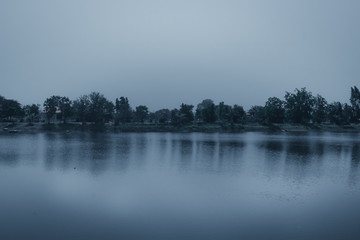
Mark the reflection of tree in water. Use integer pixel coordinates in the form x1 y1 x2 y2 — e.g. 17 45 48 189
114 134 132 171
262 140 284 153
43 132 112 175
157 137 168 163
44 133 57 170
58 133 74 170
0 145 19 167
0 135 41 167
88 133 112 175
313 141 325 157
196 140 216 171
169 138 193 170
218 141 245 173
283 140 312 181
133 134 147 169
285 140 311 164
349 143 360 186
179 139 193 169
260 140 284 176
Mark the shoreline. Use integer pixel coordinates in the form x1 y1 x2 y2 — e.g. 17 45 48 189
1 122 360 134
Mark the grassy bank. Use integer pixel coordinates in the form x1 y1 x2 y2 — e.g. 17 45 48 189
1 122 360 134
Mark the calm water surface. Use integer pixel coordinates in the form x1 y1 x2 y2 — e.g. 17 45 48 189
1 132 360 240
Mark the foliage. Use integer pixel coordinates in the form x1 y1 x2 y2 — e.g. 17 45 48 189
312 94 328 124
216 102 232 123
284 88 314 123
3 86 360 127
196 99 216 123
179 104 194 124
43 96 60 124
343 103 353 125
73 95 90 123
247 106 266 124
134 105 149 123
327 102 344 125
154 109 171 124
230 105 246 124
170 109 181 126
265 97 285 123
88 92 114 124
23 104 40 122
350 86 360 123
58 97 72 123
115 97 132 124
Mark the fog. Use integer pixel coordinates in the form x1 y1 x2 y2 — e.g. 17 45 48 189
1 0 359 110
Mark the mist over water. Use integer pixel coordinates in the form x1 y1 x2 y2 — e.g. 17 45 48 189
1 132 360 239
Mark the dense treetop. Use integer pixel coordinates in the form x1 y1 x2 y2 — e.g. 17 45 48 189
1 87 360 126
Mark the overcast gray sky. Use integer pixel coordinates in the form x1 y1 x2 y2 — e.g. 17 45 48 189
1 0 359 110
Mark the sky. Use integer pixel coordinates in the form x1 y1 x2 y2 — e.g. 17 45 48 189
1 0 360 111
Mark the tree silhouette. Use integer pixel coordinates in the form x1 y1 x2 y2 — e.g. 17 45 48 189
285 88 314 123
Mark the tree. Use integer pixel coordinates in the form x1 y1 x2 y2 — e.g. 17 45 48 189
179 104 194 124
43 96 60 124
104 100 115 123
195 99 216 123
327 102 344 125
115 97 132 124
230 105 246 123
343 103 353 125
350 86 360 123
265 97 285 123
171 109 181 126
216 102 232 123
154 109 171 124
247 106 266 124
134 105 148 123
88 92 114 125
58 97 72 123
23 104 40 122
312 94 328 124
171 104 194 125
0 95 5 118
284 88 314 123
1 99 23 121
73 95 90 124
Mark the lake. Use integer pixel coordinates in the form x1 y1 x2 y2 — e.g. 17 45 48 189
1 132 360 240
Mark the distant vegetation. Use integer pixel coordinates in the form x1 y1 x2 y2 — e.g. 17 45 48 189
1 86 360 126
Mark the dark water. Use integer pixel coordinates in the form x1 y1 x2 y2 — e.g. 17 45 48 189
1 132 360 240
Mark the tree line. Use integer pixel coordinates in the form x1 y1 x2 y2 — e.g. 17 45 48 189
1 86 360 126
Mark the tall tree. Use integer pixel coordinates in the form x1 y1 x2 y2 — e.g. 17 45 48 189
88 92 114 125
312 94 328 124
216 102 232 123
23 104 40 122
196 99 216 123
115 97 132 124
73 95 90 124
0 95 5 117
154 109 171 124
58 97 72 123
134 105 149 123
284 88 314 123
350 86 360 123
1 99 23 121
231 105 246 124
327 102 344 125
247 106 266 124
43 96 60 124
171 109 181 126
265 97 285 123
343 103 353 125
179 104 194 124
